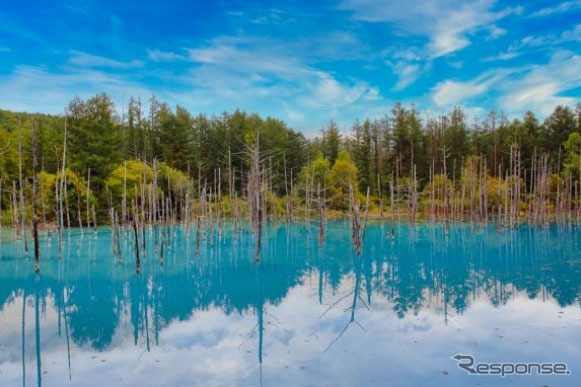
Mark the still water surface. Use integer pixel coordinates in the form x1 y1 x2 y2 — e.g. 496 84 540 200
0 221 580 386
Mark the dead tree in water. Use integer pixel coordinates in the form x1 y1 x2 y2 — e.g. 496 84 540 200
317 182 325 245
389 175 395 240
132 200 141 273
377 173 383 218
441 145 451 236
76 183 83 230
248 133 263 261
0 142 8 231
122 160 127 226
18 136 28 253
57 114 67 259
497 164 502 233
195 183 206 255
284 153 292 222
86 168 91 229
108 195 120 262
349 184 370 255
409 164 418 226
32 123 40 273
63 169 70 229
430 162 435 222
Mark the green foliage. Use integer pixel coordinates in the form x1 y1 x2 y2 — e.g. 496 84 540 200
563 132 581 177
544 106 577 163
106 160 153 204
159 104 194 171
322 120 341 164
67 94 122 189
158 162 190 195
328 150 358 210
391 103 424 176
2 94 581 224
299 154 330 189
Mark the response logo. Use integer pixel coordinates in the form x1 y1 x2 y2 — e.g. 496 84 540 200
452 354 571 377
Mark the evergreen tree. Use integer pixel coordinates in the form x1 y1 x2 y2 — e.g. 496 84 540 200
544 106 577 163
159 104 194 171
322 120 341 165
68 93 121 189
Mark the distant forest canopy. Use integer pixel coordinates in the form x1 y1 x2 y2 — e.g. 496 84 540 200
0 92 580 222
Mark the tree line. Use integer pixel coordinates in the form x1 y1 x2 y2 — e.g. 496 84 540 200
0 93 580 227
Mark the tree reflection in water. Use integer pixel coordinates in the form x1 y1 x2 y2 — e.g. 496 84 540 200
0 221 580 385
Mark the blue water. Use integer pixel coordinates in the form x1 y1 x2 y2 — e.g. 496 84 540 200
0 221 580 386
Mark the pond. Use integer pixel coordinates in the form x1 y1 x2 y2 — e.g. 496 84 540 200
0 221 580 386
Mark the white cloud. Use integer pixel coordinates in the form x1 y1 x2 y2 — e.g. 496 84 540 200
432 50 581 116
308 72 369 107
482 51 519 62
483 24 581 63
529 1 581 18
364 87 380 101
340 0 521 57
186 36 309 80
182 35 382 116
487 25 506 39
448 61 464 69
561 23 581 40
69 51 144 69
389 61 421 90
498 50 581 116
147 48 186 62
0 33 387 132
0 65 153 113
431 70 511 106
511 24 581 51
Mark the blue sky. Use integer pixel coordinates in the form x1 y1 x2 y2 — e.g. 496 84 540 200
0 0 580 133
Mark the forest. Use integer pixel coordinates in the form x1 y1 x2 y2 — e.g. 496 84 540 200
1 93 580 231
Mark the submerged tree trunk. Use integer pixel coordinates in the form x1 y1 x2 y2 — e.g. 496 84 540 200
32 123 40 273
390 176 395 240
132 200 141 273
317 182 325 245
18 137 28 254
86 168 91 229
58 114 67 259
248 133 263 261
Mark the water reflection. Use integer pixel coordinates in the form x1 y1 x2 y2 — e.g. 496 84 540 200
0 222 580 386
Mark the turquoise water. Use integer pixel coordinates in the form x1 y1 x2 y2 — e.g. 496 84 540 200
0 221 580 386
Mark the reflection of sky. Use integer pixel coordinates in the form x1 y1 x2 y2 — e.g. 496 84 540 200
1 282 580 387
1 222 581 386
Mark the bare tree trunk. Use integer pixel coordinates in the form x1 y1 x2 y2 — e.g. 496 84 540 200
132 200 141 273
58 114 67 258
32 123 40 272
92 204 97 233
123 160 127 226
349 184 370 254
497 164 502 233
248 133 262 261
76 184 83 230
430 163 435 222
441 146 450 236
86 168 91 229
390 175 395 240
40 176 46 225
12 181 19 231
460 157 465 221
317 182 325 245
64 171 70 230
18 137 28 254
377 173 383 218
